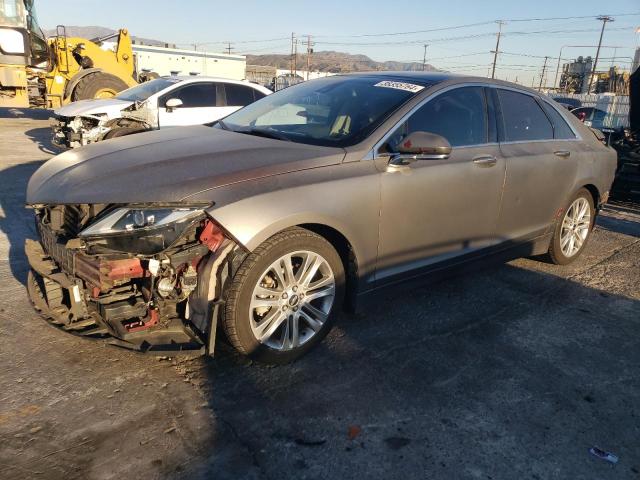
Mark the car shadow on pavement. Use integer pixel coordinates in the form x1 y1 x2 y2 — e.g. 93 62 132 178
175 248 640 480
0 107 51 120
0 161 45 285
25 127 60 156
597 211 640 238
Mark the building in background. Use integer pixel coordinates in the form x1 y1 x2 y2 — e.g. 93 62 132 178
559 56 593 93
559 56 629 94
132 45 246 79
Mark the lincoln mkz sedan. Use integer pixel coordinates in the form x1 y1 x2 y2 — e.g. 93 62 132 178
25 72 617 363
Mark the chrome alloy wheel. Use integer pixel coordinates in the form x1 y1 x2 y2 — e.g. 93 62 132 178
249 251 336 351
560 197 591 258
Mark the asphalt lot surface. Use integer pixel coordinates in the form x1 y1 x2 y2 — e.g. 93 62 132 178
0 107 639 480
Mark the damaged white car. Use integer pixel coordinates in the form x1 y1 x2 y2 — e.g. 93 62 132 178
52 76 272 148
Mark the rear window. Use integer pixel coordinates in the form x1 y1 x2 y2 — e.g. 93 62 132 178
497 89 553 142
540 102 576 139
225 84 257 107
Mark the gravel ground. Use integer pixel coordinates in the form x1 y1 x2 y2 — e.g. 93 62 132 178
0 107 638 480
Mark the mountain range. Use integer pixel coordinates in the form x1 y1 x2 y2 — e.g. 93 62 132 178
44 26 435 72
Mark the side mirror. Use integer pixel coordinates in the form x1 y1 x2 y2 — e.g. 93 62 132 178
398 132 451 160
165 98 183 112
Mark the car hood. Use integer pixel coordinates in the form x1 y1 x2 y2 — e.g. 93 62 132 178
54 98 135 118
26 126 345 204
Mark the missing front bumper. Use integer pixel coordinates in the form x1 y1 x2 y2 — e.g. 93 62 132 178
25 239 205 355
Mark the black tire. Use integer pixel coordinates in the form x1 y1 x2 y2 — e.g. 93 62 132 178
138 71 159 82
103 126 146 140
72 72 129 101
223 228 345 364
548 188 595 265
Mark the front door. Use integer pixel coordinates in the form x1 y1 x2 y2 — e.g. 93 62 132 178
157 82 219 127
376 86 506 284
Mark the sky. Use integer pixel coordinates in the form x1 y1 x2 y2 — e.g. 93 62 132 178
37 0 640 86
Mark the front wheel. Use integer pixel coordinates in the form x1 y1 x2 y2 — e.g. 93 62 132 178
223 228 345 364
548 188 595 265
103 126 146 140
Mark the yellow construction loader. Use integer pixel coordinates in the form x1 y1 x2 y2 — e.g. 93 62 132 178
0 0 137 108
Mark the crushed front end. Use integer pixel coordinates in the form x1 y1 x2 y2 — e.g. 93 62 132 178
52 114 111 148
25 203 232 354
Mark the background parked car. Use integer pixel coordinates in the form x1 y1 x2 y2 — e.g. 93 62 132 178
570 106 625 144
552 96 582 110
52 76 272 148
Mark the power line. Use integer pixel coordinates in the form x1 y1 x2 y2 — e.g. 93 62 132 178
177 11 640 49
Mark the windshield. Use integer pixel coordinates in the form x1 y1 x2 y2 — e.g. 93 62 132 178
0 0 26 27
24 0 47 65
220 76 428 147
116 77 181 102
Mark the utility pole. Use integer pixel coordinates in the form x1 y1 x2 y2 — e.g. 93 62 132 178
490 20 504 79
305 35 314 80
588 15 614 92
422 44 428 71
538 56 549 91
225 42 233 55
290 32 295 75
294 37 298 77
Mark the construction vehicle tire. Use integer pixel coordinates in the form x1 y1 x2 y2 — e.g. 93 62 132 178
72 72 129 101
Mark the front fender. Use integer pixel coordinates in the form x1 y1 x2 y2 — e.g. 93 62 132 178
189 162 381 285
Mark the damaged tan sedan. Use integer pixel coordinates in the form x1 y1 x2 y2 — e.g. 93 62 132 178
26 73 616 363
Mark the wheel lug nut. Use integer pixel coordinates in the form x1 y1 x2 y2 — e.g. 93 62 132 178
293 307 298 312
292 286 298 292
282 292 288 299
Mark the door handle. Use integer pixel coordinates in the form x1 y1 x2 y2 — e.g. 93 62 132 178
554 150 571 158
472 155 497 167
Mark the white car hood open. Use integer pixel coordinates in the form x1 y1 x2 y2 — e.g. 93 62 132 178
54 98 135 118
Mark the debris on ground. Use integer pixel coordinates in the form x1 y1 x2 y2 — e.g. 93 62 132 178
347 425 362 440
589 447 619 464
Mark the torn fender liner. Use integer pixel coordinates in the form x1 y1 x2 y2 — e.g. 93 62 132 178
187 241 237 356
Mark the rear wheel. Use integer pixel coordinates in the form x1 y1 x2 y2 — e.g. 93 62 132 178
548 188 595 265
72 72 129 101
223 228 345 364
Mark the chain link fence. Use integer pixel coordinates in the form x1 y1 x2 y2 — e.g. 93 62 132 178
551 93 629 128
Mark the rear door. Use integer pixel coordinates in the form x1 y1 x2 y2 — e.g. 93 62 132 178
157 82 219 127
494 88 579 240
216 83 266 118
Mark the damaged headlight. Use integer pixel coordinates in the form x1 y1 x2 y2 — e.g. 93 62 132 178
79 207 206 255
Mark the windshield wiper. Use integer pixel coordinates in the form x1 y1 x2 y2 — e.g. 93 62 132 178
239 127 291 142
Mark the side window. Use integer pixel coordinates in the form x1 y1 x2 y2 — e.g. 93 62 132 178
388 86 487 149
161 83 216 108
540 102 576 139
225 84 257 107
497 89 553 142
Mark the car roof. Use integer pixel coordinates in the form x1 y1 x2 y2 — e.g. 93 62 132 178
160 76 271 92
337 71 542 95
